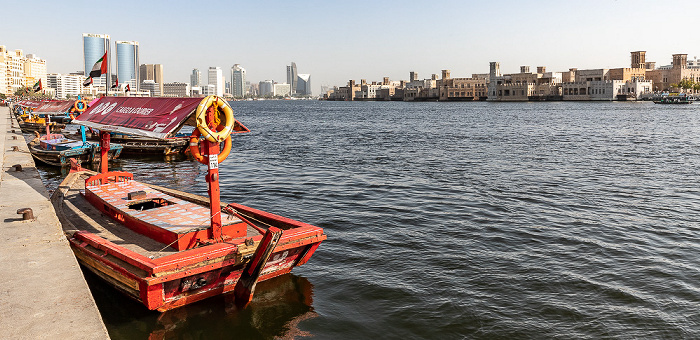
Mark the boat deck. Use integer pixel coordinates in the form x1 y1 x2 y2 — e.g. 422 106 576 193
55 171 262 259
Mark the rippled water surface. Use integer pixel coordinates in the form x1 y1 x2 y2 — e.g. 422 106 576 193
38 101 700 339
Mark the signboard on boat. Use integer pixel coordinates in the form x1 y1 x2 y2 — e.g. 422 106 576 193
72 97 202 139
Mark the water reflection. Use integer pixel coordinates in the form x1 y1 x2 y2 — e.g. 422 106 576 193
82 267 316 339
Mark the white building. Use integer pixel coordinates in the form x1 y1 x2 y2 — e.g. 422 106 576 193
273 83 291 97
208 66 224 96
202 84 217 96
47 73 83 99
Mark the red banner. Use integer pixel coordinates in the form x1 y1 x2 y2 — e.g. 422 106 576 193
72 97 202 139
34 100 75 114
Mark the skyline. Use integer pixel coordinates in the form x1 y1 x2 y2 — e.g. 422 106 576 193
4 1 700 93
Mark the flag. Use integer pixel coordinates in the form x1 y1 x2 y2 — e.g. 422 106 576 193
83 77 93 87
125 84 131 92
111 76 119 89
33 79 42 92
89 50 108 78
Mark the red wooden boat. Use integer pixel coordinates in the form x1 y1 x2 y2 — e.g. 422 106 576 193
52 96 326 311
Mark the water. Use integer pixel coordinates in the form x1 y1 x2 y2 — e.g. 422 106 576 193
37 100 700 339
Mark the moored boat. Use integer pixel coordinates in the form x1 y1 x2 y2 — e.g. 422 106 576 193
28 131 123 167
653 94 694 104
51 96 326 311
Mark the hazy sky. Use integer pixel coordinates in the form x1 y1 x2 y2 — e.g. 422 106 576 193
3 0 700 93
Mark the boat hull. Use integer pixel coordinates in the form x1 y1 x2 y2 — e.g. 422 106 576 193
52 171 326 311
28 140 122 167
19 121 65 133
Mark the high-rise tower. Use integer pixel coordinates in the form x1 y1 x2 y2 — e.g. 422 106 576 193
83 33 111 88
115 41 139 90
190 69 201 87
287 62 297 94
139 64 164 96
208 67 224 97
231 64 246 97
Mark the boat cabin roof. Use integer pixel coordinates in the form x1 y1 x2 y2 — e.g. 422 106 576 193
34 100 75 115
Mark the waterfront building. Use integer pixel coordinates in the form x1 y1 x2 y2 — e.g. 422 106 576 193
139 64 164 96
83 33 110 89
190 68 201 87
296 74 311 96
562 78 652 101
207 67 224 97
115 41 139 91
438 70 488 101
47 73 83 99
163 82 190 97
273 83 291 97
258 80 273 97
287 62 297 94
487 63 563 101
646 53 700 92
231 64 246 97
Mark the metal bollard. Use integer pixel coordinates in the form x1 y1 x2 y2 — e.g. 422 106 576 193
12 136 17 140
17 208 34 220
12 164 22 171
12 146 19 151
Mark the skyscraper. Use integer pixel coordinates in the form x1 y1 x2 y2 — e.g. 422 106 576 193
115 41 139 91
287 62 297 94
139 64 164 96
231 64 246 98
83 33 110 88
190 68 201 87
208 67 223 97
296 74 311 96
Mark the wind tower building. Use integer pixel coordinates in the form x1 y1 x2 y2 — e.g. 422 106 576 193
115 41 139 91
287 62 297 94
83 33 111 88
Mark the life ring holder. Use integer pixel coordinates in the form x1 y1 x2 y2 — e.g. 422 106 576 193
189 127 232 165
74 99 88 113
195 96 234 143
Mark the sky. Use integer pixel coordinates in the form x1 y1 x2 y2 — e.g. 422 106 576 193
3 0 700 94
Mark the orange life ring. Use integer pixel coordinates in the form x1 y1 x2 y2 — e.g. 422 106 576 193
189 128 231 165
74 99 87 112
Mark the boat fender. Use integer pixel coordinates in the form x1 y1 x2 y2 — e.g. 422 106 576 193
69 113 76 120
74 99 88 113
194 95 234 143
189 127 232 165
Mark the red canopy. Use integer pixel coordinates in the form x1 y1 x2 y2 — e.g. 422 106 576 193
72 97 236 139
34 100 75 114
14 100 43 108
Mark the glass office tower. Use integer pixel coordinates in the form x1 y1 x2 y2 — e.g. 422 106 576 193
115 41 139 90
82 33 110 89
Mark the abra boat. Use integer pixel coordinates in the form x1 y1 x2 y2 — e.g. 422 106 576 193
52 96 326 311
654 94 694 104
28 130 123 167
16 100 84 133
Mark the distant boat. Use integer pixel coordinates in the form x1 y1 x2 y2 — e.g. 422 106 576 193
654 94 694 104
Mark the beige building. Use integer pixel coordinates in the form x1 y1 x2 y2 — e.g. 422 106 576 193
487 63 563 101
646 53 700 92
23 54 47 89
139 64 164 95
438 70 488 101
163 82 190 97
0 46 27 96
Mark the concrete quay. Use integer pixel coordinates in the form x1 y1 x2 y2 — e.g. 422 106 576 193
0 106 109 339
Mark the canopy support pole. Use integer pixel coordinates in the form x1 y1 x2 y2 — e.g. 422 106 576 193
204 105 223 241
99 131 110 174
